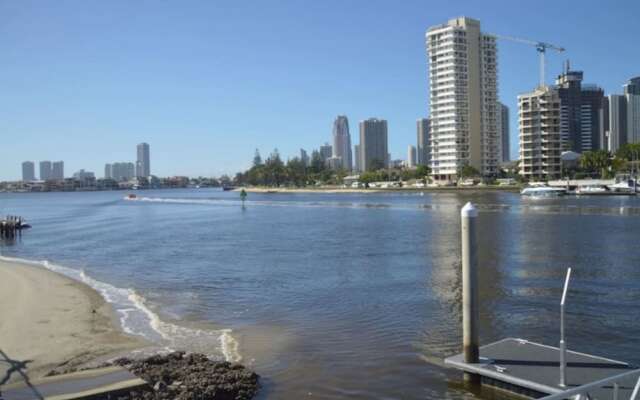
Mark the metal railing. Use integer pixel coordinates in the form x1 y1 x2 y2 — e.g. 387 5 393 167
539 369 640 400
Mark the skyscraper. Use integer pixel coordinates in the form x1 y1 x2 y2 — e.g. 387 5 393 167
407 145 417 168
497 103 510 163
555 65 606 152
136 143 151 178
608 95 628 152
105 164 113 179
39 161 52 181
354 144 361 173
22 161 35 181
332 115 352 170
319 143 332 162
51 161 64 180
519 86 562 180
624 77 640 144
416 118 430 166
359 118 388 171
426 17 499 181
624 77 640 96
627 93 640 144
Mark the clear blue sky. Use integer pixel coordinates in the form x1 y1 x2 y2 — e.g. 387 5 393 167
1 0 638 180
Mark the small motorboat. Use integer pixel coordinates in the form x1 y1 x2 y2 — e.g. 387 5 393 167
126 193 138 199
521 186 566 197
222 186 235 191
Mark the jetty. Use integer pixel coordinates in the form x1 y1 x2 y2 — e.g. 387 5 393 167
0 216 30 239
447 203 640 400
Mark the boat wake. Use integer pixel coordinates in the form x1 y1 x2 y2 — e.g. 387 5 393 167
125 195 640 217
0 254 241 363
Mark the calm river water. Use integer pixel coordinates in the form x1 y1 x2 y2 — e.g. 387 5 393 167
1 189 640 399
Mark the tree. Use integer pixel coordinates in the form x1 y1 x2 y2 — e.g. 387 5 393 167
581 150 612 178
286 157 307 187
459 165 480 179
253 149 262 167
615 143 640 174
415 165 430 178
309 150 326 174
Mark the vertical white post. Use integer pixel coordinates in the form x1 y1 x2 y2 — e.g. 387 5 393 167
461 202 479 384
560 267 572 387
630 376 640 400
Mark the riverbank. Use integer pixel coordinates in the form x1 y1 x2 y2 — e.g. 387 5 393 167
236 185 521 194
0 259 147 384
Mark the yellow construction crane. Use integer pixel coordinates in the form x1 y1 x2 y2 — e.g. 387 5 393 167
493 34 565 87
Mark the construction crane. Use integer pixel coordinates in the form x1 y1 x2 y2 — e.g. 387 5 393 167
493 34 565 87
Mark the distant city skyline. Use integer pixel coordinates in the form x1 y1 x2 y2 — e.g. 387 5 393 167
1 1 639 180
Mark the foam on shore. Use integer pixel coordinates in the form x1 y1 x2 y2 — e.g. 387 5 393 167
0 254 242 363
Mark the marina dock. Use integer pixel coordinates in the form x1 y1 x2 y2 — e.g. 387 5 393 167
446 338 640 399
448 203 640 399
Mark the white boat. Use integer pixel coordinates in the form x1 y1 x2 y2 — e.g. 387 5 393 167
576 185 609 195
521 186 566 197
608 175 638 194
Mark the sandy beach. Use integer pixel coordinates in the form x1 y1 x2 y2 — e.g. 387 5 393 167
0 259 146 385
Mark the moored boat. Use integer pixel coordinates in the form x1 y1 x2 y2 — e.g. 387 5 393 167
576 185 609 195
521 186 566 197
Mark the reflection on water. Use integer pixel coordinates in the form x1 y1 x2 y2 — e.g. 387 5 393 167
1 189 640 399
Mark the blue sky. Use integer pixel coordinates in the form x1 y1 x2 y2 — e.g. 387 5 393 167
1 0 638 180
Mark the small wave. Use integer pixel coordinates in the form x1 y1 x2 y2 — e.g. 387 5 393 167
0 254 241 363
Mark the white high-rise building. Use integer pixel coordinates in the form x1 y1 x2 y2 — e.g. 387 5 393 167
332 115 352 170
426 17 499 180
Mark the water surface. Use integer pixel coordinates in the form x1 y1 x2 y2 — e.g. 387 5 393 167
1 189 639 399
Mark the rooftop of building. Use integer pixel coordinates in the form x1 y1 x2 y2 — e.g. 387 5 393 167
426 16 480 33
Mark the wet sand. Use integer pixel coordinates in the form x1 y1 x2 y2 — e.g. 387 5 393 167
0 259 146 384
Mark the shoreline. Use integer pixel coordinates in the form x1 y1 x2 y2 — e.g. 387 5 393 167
0 258 148 384
235 186 521 194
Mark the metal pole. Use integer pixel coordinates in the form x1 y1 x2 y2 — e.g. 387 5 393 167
560 267 572 387
461 202 480 385
631 375 640 400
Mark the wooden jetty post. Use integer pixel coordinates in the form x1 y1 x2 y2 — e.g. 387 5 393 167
0 215 29 239
461 202 479 385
